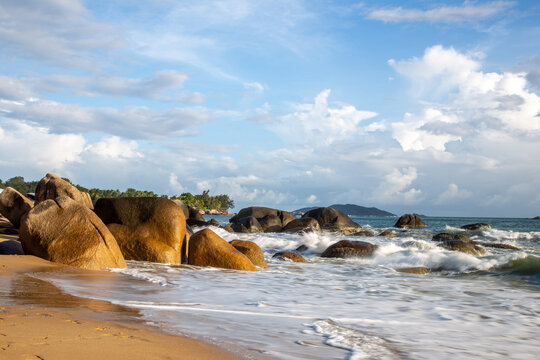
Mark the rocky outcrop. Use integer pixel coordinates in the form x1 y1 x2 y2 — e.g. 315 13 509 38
378 229 397 237
229 240 267 268
321 240 378 258
35 173 93 209
171 199 190 219
302 207 361 234
432 233 472 242
272 251 307 263
282 217 321 233
229 207 296 232
461 223 491 230
352 230 374 237
479 242 520 250
231 216 264 233
20 196 126 270
188 229 257 271
94 197 186 264
0 187 34 228
439 240 486 256
394 214 427 228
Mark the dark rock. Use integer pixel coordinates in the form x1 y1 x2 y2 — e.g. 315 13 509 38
396 267 430 274
302 207 361 234
394 214 426 228
94 197 186 264
188 207 205 222
188 229 257 271
432 233 472 242
208 218 220 227
378 229 397 237
0 187 34 228
258 214 283 232
35 173 93 209
231 216 263 233
296 244 308 252
439 240 486 256
229 240 267 268
321 240 378 258
352 230 374 237
461 223 491 230
533 216 540 220
479 242 520 250
272 251 307 263
0 227 19 235
283 217 321 233
20 196 126 270
229 207 296 229
0 240 24 255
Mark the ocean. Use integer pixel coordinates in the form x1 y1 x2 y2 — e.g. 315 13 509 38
32 216 539 359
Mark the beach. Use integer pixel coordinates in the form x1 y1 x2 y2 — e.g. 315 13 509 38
0 254 243 360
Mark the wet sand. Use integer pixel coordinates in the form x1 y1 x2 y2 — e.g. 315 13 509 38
0 253 243 360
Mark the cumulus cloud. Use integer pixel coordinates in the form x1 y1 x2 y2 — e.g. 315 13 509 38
372 167 422 204
364 1 515 24
273 89 378 147
84 136 142 160
436 184 472 204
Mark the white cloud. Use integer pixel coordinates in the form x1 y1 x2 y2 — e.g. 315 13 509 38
365 1 515 24
244 82 265 95
84 136 142 160
169 173 185 194
372 167 422 204
306 194 317 204
0 76 34 101
436 184 472 204
273 89 378 147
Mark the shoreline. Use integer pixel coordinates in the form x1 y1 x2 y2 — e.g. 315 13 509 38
0 254 244 360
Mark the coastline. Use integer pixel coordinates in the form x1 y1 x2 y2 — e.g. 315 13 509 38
0 255 244 360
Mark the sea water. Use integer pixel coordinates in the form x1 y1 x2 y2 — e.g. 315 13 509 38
33 216 540 359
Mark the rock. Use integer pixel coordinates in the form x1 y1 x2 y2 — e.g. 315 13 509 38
282 217 321 233
396 267 430 274
0 187 34 228
439 240 486 256
20 196 126 270
35 173 93 209
208 218 220 227
0 239 24 255
171 199 190 219
188 229 257 271
296 244 308 252
258 214 283 233
321 240 378 258
302 207 361 234
352 230 374 237
272 251 307 263
0 227 19 235
533 216 540 220
394 214 427 228
231 216 263 233
432 233 472 242
94 197 186 264
229 240 268 268
479 242 520 250
222 225 234 232
229 207 296 229
378 229 397 237
186 206 206 226
461 223 491 230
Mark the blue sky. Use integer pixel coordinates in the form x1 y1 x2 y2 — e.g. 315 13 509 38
1 0 539 217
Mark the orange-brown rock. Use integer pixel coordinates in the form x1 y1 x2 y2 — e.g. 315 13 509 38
229 239 267 268
396 267 430 274
188 229 257 271
394 214 427 228
19 196 126 270
223 225 234 232
94 197 186 264
35 173 93 209
0 187 34 228
272 251 307 263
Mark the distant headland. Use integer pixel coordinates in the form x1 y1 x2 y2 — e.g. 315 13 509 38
293 204 396 217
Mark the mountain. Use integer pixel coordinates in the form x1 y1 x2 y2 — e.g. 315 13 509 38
292 204 396 217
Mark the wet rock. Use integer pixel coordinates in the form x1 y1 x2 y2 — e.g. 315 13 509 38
231 216 263 233
94 197 186 264
222 225 234 232
188 229 257 271
20 196 126 270
258 214 283 233
321 240 378 258
439 240 486 256
0 240 24 255
186 206 208 226
296 244 309 252
396 267 430 274
302 207 361 234
230 207 296 229
283 217 321 233
432 233 472 242
208 218 220 227
35 173 93 209
461 223 491 230
230 240 267 268
394 214 426 228
272 251 307 263
479 242 520 250
378 229 397 237
0 187 34 228
352 230 374 237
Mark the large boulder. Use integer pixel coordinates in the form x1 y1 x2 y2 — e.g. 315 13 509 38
258 214 283 232
432 233 472 242
188 229 257 271
186 206 208 227
282 217 321 233
302 207 361 234
94 197 186 264
230 207 296 230
460 223 491 230
321 240 378 258
171 199 189 219
35 173 93 209
394 214 426 228
231 216 263 233
439 240 486 256
272 251 307 263
0 187 34 228
19 196 126 270
479 242 520 250
230 240 268 268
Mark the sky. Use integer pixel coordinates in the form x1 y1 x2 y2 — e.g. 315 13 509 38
1 0 539 217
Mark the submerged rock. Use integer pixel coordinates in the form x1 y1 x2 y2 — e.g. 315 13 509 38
479 242 520 250
432 233 472 242
230 239 268 268
188 229 257 271
321 240 378 258
396 267 430 274
296 244 309 252
439 240 486 256
302 207 361 234
378 229 397 237
394 214 426 228
461 223 491 230
20 196 126 270
352 230 374 237
0 187 34 228
35 173 93 209
272 251 307 263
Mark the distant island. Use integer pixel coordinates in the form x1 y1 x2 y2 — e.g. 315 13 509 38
293 204 396 217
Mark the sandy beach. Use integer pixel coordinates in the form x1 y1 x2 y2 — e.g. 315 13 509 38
0 254 243 360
